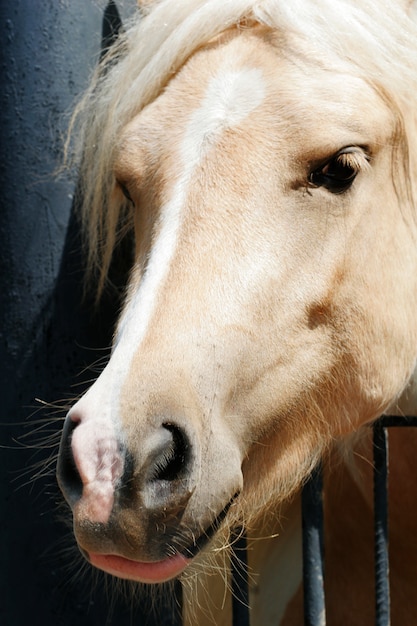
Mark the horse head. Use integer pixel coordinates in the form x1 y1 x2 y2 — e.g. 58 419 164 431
57 0 417 587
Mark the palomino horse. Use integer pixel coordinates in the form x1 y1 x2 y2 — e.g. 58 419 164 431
57 0 417 623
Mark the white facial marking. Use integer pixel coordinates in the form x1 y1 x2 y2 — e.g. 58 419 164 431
115 67 265 360
71 420 123 523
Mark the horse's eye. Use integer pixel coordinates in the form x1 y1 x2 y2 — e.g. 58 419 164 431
309 148 369 194
117 181 134 204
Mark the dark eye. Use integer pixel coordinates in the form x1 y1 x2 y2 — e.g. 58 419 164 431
117 181 134 204
309 147 369 194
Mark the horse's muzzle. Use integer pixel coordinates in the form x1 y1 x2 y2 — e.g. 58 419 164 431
56 412 199 559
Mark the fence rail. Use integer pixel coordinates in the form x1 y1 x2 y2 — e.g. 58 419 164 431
299 414 417 626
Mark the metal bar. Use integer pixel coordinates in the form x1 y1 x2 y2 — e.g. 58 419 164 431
231 530 250 626
302 464 326 626
101 0 123 59
378 415 417 427
373 422 390 626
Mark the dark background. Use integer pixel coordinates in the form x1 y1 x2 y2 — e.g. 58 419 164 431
0 1 180 624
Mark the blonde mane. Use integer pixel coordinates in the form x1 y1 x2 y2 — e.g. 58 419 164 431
68 0 417 294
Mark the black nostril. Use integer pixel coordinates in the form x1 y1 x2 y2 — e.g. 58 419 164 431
57 417 83 507
151 423 190 483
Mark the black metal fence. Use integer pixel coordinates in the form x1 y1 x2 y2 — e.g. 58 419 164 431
272 415 417 626
225 415 417 626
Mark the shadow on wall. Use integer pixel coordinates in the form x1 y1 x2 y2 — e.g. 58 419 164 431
0 2 179 624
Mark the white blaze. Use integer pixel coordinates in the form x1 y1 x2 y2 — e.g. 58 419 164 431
115 67 265 362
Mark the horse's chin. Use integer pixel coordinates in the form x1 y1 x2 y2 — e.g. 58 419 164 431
88 551 191 583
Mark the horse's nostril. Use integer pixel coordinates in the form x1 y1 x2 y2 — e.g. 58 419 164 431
57 417 83 507
151 423 190 483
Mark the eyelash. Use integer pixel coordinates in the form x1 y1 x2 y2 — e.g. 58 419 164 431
309 147 370 194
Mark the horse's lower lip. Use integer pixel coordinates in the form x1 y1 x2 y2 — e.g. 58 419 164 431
88 552 190 583
86 493 240 583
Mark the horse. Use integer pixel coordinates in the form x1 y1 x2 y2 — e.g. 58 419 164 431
57 1 417 623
